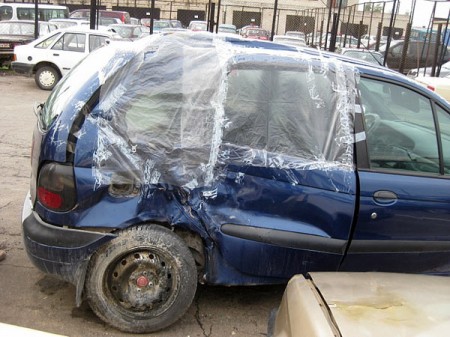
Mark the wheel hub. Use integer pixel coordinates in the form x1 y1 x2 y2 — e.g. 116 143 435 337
136 275 149 288
39 71 55 87
108 250 176 313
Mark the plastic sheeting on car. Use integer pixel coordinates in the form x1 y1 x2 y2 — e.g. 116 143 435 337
91 32 358 192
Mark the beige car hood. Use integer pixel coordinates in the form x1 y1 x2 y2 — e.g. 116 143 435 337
273 272 450 337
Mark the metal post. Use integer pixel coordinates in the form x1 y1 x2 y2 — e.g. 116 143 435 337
329 0 343 52
207 0 212 31
437 9 450 76
208 2 215 33
270 0 278 40
34 0 38 39
215 0 221 33
150 0 155 34
324 1 333 50
383 0 397 67
89 0 97 30
431 24 442 77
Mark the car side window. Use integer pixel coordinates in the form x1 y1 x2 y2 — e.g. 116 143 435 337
36 32 60 49
359 77 440 174
222 66 347 162
436 105 450 174
391 44 403 57
89 35 107 52
0 6 12 20
52 33 86 52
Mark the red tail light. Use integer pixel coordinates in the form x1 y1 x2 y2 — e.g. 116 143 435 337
38 187 63 209
37 163 76 212
427 85 435 92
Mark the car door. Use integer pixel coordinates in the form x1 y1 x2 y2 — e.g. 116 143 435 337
342 76 450 274
50 32 87 76
196 59 358 282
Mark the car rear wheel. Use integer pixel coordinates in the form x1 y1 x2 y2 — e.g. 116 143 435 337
35 66 60 91
85 225 197 333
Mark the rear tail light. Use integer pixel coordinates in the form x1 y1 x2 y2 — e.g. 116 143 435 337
37 163 76 212
427 85 435 92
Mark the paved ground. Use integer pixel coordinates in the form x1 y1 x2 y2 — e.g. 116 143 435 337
0 74 285 337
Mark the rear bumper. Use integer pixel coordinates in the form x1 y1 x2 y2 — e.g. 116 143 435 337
11 61 34 75
21 192 116 291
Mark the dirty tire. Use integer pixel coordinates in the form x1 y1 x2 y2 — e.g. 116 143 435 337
35 65 60 90
85 225 197 333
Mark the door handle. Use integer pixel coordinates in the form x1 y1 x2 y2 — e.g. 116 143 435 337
373 190 397 204
53 53 59 56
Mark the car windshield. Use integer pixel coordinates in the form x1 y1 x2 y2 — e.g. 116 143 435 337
190 22 207 30
218 26 236 34
247 29 267 36
169 20 182 28
0 21 34 35
343 50 383 65
154 21 170 29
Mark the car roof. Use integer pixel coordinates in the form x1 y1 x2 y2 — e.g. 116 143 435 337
340 47 382 54
274 35 304 40
0 20 45 24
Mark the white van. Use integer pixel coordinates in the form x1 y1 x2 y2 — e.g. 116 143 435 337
0 3 69 21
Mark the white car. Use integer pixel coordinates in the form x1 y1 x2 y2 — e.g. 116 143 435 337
407 61 450 78
12 28 118 90
273 35 306 47
414 74 450 102
269 272 450 337
49 18 90 29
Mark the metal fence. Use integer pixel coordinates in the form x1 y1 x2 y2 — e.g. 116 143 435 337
4 0 450 74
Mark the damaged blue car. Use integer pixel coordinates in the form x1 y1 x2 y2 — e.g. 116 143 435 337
22 32 450 333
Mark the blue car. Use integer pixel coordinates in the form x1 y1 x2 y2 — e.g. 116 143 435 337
22 32 450 333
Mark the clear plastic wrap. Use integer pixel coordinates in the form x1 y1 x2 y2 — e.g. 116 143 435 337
90 33 358 192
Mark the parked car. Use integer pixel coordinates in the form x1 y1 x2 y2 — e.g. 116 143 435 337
0 3 68 22
321 33 358 49
285 31 305 40
12 28 117 90
140 18 182 29
0 20 57 67
339 47 384 65
407 60 450 78
414 75 450 102
69 9 131 24
49 18 89 29
188 20 207 31
239 24 259 35
218 24 237 34
22 32 450 333
273 34 306 47
380 39 450 74
108 23 146 40
359 33 376 48
242 27 270 40
268 272 450 337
